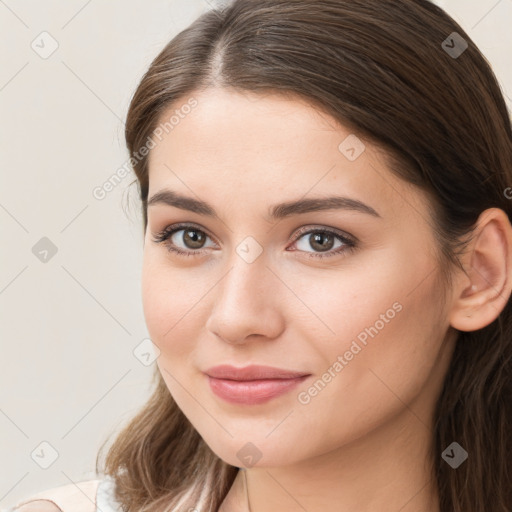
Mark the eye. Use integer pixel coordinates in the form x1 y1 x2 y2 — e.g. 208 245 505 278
151 223 357 260
288 226 357 259
151 223 216 257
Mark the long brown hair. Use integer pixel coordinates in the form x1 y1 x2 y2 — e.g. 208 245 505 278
96 1 512 510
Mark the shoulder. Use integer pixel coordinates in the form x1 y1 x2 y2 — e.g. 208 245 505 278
7 479 103 512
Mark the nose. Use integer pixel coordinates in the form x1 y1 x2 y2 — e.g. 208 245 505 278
205 253 285 345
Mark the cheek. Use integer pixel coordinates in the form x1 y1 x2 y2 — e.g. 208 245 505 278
286 257 407 355
296 249 445 405
141 258 205 411
286 277 444 457
141 254 201 358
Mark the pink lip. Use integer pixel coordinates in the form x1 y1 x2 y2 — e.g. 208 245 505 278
204 365 311 405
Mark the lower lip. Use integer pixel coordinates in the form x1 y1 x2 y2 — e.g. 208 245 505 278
207 375 310 405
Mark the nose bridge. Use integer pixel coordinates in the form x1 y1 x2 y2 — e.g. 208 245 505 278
218 229 269 296
206 243 283 342
219 246 271 311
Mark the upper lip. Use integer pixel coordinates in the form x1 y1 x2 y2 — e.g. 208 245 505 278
205 364 311 381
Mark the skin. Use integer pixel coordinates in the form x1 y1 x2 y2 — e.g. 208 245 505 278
141 87 512 512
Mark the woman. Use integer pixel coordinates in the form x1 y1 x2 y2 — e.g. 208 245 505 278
8 0 512 511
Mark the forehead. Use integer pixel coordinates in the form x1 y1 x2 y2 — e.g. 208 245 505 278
146 88 427 222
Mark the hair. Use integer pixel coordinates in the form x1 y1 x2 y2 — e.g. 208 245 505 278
95 1 512 510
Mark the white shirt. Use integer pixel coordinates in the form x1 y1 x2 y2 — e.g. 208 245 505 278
1 477 122 512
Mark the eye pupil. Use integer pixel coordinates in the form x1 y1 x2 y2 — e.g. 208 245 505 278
310 232 334 252
184 229 205 249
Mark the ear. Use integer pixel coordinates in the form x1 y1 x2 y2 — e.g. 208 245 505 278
449 208 512 332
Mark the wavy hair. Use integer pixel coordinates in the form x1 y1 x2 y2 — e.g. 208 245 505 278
96 1 512 510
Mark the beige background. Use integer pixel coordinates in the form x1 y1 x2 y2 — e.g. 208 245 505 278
1 0 511 508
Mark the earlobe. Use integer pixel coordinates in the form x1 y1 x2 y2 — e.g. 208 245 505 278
449 208 512 332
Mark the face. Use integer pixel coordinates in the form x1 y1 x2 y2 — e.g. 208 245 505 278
142 87 456 468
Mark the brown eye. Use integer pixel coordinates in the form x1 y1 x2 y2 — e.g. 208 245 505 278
290 227 357 260
152 223 216 257
180 228 207 249
305 232 335 252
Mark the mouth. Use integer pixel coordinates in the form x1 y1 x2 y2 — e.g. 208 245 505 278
204 365 311 405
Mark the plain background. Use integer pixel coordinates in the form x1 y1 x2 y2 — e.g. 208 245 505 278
1 0 511 508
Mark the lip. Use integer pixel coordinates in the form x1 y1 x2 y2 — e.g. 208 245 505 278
204 365 311 405
205 364 310 380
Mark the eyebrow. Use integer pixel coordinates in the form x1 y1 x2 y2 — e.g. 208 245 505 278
147 189 382 220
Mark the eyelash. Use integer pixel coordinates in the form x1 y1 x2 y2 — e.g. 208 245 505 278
151 222 357 260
